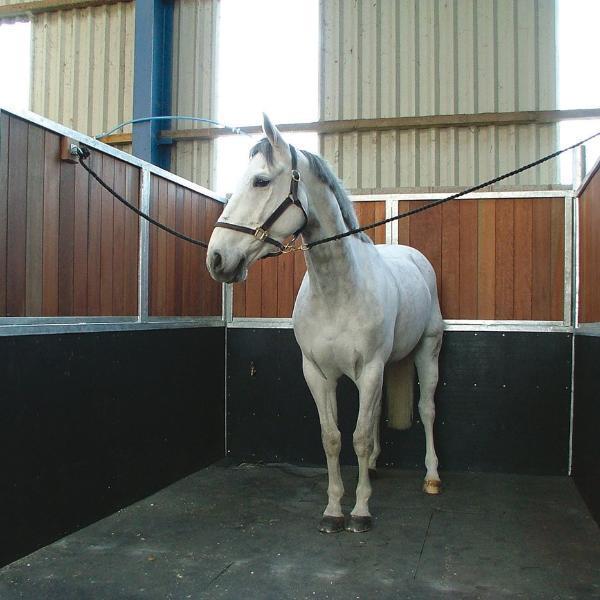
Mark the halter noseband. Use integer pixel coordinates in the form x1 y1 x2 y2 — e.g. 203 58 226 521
213 145 308 257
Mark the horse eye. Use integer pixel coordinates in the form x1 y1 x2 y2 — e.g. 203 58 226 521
253 176 270 188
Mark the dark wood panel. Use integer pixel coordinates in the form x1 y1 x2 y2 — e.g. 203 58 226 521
193 194 214 315
494 200 514 319
245 259 263 317
147 178 222 317
86 151 103 316
531 201 552 320
58 161 75 316
549 199 565 322
73 154 90 315
205 199 224 315
6 116 28 316
165 182 177 315
25 124 44 316
477 200 496 319
440 202 460 318
99 155 115 314
578 170 600 323
42 130 60 315
0 113 8 315
458 200 478 318
232 198 564 321
513 200 532 320
123 165 139 315
111 160 126 315
180 189 192 314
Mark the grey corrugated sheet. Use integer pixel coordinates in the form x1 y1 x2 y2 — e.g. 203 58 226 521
170 0 218 189
26 0 218 188
29 2 135 139
320 0 559 192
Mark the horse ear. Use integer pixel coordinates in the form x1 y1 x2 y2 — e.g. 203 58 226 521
262 113 285 150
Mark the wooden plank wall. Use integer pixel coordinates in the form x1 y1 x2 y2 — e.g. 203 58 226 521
578 167 600 323
148 175 223 316
232 197 565 321
232 201 386 318
0 113 139 317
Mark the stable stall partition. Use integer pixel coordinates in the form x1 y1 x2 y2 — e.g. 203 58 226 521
573 162 600 523
0 108 225 566
232 195 567 322
226 190 574 480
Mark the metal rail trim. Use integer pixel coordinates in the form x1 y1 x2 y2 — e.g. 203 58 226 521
0 318 225 337
229 317 571 333
0 106 224 203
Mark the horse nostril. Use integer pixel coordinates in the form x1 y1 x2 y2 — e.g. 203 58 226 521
212 251 222 272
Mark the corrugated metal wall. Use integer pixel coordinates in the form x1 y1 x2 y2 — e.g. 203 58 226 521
24 0 218 186
320 0 558 192
18 0 558 192
170 0 218 189
29 2 135 154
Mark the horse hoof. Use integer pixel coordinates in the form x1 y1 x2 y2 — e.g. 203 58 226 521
345 515 373 533
423 479 442 495
318 516 345 534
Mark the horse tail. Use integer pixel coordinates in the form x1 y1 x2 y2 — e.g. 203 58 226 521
384 355 415 430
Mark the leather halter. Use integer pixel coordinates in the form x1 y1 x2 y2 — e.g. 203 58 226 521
213 145 308 257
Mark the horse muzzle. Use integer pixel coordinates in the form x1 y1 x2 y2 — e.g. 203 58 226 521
206 247 248 283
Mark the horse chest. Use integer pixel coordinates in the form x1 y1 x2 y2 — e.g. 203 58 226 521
294 301 390 380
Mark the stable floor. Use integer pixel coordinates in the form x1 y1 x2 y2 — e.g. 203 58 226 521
1 464 599 600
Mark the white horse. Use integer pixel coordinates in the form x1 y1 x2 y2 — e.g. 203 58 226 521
207 115 443 533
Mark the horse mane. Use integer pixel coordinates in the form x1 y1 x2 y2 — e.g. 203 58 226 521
249 138 373 244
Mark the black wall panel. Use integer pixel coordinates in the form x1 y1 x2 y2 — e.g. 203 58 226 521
227 329 571 476
572 334 600 524
0 327 225 567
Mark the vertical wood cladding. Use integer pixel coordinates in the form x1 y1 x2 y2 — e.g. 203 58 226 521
232 201 386 318
233 197 564 321
0 114 139 316
0 112 224 319
398 197 564 321
148 175 223 316
578 167 600 323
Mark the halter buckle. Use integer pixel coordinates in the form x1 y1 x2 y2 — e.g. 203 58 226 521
291 169 300 182
254 227 268 241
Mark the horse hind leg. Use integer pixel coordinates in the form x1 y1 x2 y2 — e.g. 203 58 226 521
368 400 381 476
414 330 443 495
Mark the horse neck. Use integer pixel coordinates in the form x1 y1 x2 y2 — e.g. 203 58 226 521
300 183 366 298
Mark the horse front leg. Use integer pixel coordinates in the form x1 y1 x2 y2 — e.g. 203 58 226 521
302 357 345 533
347 362 384 533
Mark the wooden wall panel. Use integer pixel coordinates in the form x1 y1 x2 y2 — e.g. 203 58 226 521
233 201 388 318
232 197 565 321
148 175 222 316
579 168 600 323
6 116 28 316
406 198 564 321
0 112 8 316
0 114 139 317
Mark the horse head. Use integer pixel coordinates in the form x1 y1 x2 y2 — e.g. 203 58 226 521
206 114 308 283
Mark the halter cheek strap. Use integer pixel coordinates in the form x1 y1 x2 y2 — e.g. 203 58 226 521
213 145 308 257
